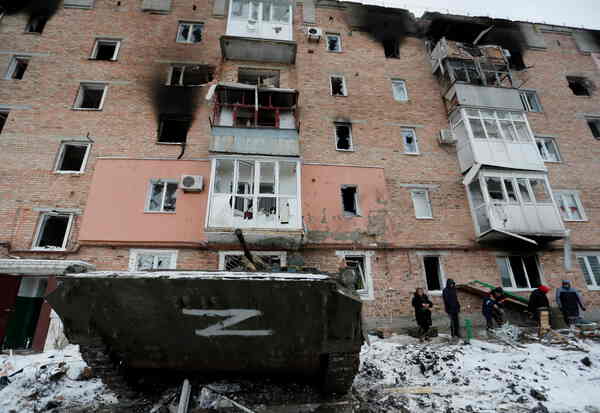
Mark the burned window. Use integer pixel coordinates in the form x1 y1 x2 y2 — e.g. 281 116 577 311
147 180 178 212
238 68 280 88
341 185 359 216
33 213 73 250
330 75 347 96
158 117 190 143
326 33 342 52
5 56 29 80
221 252 285 271
506 50 526 71
448 60 482 85
73 83 106 110
176 22 203 43
55 143 91 173
567 76 592 96
0 111 7 134
26 15 48 34
383 38 399 58
335 122 352 150
423 256 442 291
587 118 600 139
91 39 120 61
169 65 213 86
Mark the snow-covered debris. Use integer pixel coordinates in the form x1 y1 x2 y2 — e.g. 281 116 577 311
355 335 600 413
0 345 117 413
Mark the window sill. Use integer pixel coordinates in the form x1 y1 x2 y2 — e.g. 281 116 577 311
53 171 84 175
87 58 119 62
336 148 355 152
543 160 562 164
327 50 343 53
585 286 600 291
403 152 420 156
332 95 348 98
156 141 185 145
416 217 434 220
393 99 410 103
30 247 67 252
144 211 177 214
176 41 201 45
504 288 535 293
343 213 361 218
72 107 103 111
563 219 588 223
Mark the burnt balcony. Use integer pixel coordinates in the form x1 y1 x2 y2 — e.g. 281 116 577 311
209 82 299 156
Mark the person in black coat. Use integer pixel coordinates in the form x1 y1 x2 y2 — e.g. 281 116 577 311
412 288 433 338
442 279 461 338
528 285 550 321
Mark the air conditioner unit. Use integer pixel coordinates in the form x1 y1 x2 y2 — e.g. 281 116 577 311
438 128 457 145
307 27 322 41
180 175 203 192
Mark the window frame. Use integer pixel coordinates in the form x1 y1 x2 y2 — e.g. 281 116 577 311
145 179 179 213
325 33 342 52
566 76 592 96
73 82 108 110
576 253 600 291
54 141 92 174
335 250 374 300
462 108 535 143
341 185 360 217
334 122 353 151
32 212 75 251
391 79 408 102
218 251 287 270
421 254 445 294
554 190 587 222
586 118 600 140
0 111 8 134
4 55 30 80
176 21 204 44
329 75 347 97
410 189 433 219
90 38 121 61
128 249 178 271
519 90 543 112
25 15 47 34
401 127 419 154
497 255 544 291
535 136 561 163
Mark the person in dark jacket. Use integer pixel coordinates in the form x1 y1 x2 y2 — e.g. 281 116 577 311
482 287 506 330
555 280 586 325
442 279 461 338
528 285 550 321
412 288 433 338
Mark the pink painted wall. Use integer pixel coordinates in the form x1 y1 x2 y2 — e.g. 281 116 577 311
302 164 390 244
79 159 210 245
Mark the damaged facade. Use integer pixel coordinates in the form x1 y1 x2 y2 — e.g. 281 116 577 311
0 0 600 350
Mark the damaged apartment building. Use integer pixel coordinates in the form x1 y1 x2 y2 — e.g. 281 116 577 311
0 0 600 351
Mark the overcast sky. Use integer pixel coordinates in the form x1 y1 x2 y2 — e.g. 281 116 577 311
355 0 600 30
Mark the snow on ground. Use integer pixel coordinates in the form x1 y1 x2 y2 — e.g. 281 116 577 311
0 345 117 413
355 333 600 413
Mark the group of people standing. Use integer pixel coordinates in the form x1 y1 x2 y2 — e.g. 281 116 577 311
411 279 587 339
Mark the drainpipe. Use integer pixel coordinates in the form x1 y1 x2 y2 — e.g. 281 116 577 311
563 229 572 271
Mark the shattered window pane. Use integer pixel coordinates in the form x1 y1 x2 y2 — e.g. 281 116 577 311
509 256 529 288
529 179 550 203
259 162 275 194
517 179 532 203
215 159 234 193
485 177 505 202
272 4 289 22
330 76 346 96
177 23 190 42
345 256 366 291
335 123 352 150
36 214 70 249
402 128 418 153
469 118 486 139
423 256 441 290
483 119 501 139
164 183 178 212
279 162 297 196
148 182 164 211
341 186 358 215
177 22 203 43
499 121 517 141
504 179 518 203
326 34 341 52
137 254 155 271
75 84 105 110
392 80 408 101
498 258 512 288
148 181 178 212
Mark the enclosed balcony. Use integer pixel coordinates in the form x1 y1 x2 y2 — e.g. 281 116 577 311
451 108 545 173
209 82 299 156
205 158 303 247
221 0 296 64
465 168 566 245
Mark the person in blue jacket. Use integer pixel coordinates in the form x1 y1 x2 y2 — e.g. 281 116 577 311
482 287 506 330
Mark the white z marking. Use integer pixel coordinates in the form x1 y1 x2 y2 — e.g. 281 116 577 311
182 309 273 337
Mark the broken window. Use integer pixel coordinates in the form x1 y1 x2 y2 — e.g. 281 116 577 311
554 191 586 221
238 68 280 87
168 65 213 86
578 255 600 289
401 128 419 154
506 50 526 71
423 256 443 291
5 56 29 80
220 251 286 271
587 118 600 139
391 79 408 102
335 122 352 150
336 250 374 299
33 213 73 250
567 76 592 96
498 256 542 290
25 15 48 34
529 179 551 203
535 137 560 162
176 22 203 43
209 159 300 229
383 38 399 58
520 90 542 112
147 180 178 212
0 111 7 134
326 33 342 52
129 249 177 271
91 39 120 61
330 75 347 96
55 142 91 173
158 116 190 143
447 60 482 85
410 190 432 219
341 185 359 216
485 177 505 202
73 83 107 110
